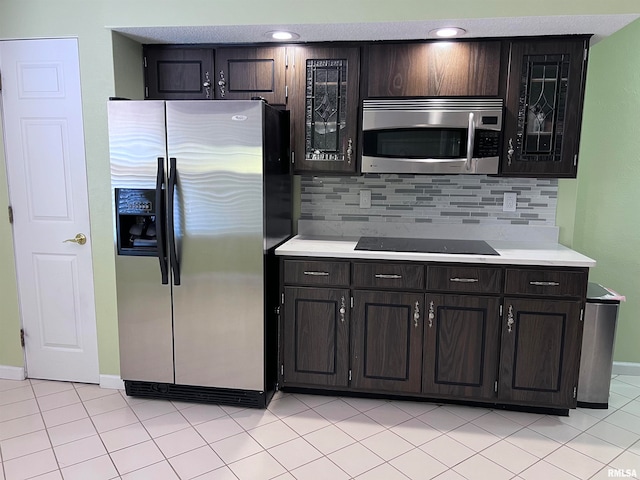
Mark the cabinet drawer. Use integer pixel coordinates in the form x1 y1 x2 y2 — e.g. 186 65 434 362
504 268 587 298
283 260 350 286
428 265 503 294
352 262 424 290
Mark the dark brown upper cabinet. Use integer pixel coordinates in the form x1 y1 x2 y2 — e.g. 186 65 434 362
288 46 360 174
365 41 501 98
144 46 214 100
214 47 287 104
500 37 589 177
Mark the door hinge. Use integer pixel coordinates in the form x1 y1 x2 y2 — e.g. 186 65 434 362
281 364 284 376
584 48 588 62
348 370 352 382
285 51 288 68
8 205 13 224
350 297 354 308
20 328 25 348
580 308 584 322
574 153 578 166
285 85 288 100
499 305 503 317
143 56 147 68
573 386 577 399
494 380 498 393
291 151 295 164
144 86 149 99
281 292 285 305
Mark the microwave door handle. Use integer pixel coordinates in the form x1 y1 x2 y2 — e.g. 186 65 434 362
466 112 475 171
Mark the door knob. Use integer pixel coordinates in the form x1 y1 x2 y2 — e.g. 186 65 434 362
63 233 86 245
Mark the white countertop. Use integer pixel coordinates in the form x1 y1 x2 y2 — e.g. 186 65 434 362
275 235 596 268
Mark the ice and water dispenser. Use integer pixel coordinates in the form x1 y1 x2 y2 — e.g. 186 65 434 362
115 188 161 256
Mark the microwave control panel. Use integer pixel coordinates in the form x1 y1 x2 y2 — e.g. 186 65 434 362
475 131 500 157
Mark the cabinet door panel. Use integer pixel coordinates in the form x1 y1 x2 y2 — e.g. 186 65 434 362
215 47 287 104
501 39 588 177
283 287 349 387
499 298 583 408
423 295 500 399
351 290 423 393
144 47 214 100
366 42 501 97
289 46 359 174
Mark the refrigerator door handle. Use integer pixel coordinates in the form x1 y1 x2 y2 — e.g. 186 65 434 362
156 157 169 285
168 157 181 286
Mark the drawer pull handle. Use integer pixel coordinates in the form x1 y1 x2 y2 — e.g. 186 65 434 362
375 274 402 279
450 277 479 283
413 301 420 327
507 305 514 333
529 281 560 287
428 301 435 328
303 271 330 276
339 296 346 323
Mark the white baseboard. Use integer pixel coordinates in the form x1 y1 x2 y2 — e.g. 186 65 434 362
0 365 26 381
99 374 124 390
613 362 640 376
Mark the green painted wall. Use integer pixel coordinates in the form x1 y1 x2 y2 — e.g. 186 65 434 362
569 19 640 363
0 1 639 375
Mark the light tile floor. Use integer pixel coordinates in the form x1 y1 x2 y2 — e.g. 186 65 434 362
1 376 640 480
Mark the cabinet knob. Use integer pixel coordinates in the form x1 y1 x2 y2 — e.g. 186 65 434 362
203 71 211 99
507 138 515 166
507 305 514 333
218 70 226 98
346 138 353 165
427 301 434 328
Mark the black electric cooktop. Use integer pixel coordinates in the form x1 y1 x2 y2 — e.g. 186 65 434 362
355 237 500 256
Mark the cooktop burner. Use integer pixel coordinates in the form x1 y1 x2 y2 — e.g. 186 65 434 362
355 237 500 255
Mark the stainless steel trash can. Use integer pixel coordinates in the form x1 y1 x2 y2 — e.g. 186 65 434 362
577 283 623 409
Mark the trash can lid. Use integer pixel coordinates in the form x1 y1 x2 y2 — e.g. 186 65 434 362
587 283 624 304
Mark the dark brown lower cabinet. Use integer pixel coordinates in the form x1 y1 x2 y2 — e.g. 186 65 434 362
282 287 349 387
422 295 501 400
351 290 424 393
498 297 583 408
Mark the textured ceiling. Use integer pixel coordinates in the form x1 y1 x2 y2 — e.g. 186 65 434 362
112 14 640 45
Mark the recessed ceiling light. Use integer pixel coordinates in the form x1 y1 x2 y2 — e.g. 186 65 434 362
265 30 300 40
430 27 467 38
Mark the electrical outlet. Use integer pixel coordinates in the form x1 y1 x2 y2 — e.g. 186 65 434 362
503 192 517 212
360 189 372 209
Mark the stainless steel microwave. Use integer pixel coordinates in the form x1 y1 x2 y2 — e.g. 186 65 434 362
361 98 504 174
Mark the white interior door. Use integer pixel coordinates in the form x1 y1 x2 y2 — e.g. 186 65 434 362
0 38 99 383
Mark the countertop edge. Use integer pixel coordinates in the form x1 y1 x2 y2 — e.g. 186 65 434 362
274 236 597 268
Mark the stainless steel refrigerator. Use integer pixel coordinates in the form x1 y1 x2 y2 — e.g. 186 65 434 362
108 100 291 407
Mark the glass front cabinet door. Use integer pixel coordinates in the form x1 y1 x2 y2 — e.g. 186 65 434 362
290 47 360 174
501 38 589 177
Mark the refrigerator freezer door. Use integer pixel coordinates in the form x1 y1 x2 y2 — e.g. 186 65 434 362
108 101 175 383
167 101 266 391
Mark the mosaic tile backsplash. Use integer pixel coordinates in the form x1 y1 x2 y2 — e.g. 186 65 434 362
300 175 558 226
